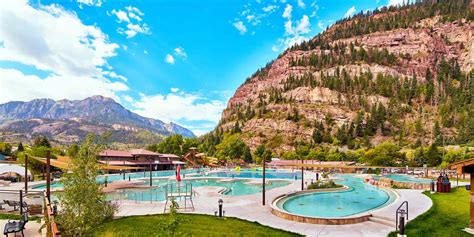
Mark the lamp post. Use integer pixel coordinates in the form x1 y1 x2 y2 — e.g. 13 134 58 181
52 200 58 216
218 199 223 217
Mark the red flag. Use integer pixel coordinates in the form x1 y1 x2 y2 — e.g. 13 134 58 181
176 165 181 182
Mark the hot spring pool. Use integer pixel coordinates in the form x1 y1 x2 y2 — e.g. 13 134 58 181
113 178 291 202
275 175 396 218
375 174 432 184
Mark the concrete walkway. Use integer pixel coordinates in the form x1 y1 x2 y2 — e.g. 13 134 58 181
114 173 433 236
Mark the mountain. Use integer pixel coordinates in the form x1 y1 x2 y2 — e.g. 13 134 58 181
216 0 474 154
0 96 195 145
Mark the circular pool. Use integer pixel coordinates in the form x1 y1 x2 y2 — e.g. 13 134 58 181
272 175 396 224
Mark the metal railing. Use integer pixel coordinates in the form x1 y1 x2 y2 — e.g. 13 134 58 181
395 201 408 233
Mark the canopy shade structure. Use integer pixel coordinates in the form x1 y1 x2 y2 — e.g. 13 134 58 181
449 157 474 231
31 156 141 171
449 157 474 174
0 164 31 177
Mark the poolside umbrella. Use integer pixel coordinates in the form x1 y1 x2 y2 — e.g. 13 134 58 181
176 165 181 182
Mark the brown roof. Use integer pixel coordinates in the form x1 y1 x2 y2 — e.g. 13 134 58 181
99 150 133 158
449 157 474 169
130 149 159 156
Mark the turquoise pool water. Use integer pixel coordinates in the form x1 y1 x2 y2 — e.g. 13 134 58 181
32 181 64 190
197 169 302 180
111 179 290 201
375 174 432 184
33 169 293 199
33 169 204 190
276 175 395 218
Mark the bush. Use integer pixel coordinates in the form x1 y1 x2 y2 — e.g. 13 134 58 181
307 180 342 189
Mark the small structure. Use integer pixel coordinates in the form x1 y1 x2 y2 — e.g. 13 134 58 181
449 157 474 233
0 164 32 182
98 149 183 171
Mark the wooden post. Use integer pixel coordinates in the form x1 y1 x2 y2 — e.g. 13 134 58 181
46 150 51 202
19 190 23 215
471 174 474 229
301 159 304 190
262 159 266 206
24 154 28 194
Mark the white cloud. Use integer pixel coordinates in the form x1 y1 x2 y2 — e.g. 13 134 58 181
0 68 128 104
173 47 187 58
0 0 119 79
233 21 247 35
279 14 311 49
262 5 277 13
77 0 103 7
111 9 130 23
170 88 180 93
387 0 407 6
317 20 325 29
282 4 292 18
121 23 150 38
104 71 127 81
122 45 128 51
284 20 294 35
295 15 310 34
297 0 305 9
125 6 144 16
132 92 226 124
344 6 356 18
272 45 280 52
111 6 150 38
310 2 319 17
144 50 148 54
128 12 142 22
165 54 175 64
122 95 134 103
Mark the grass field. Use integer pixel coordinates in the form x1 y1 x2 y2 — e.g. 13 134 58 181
93 213 301 237
389 187 470 237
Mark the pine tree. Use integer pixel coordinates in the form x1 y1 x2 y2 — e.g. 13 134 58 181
312 129 323 144
17 143 24 152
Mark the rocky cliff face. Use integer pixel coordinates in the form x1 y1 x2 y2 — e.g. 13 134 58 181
0 96 195 145
218 1 474 153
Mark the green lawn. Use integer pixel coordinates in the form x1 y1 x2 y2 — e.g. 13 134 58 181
389 187 471 237
93 213 301 237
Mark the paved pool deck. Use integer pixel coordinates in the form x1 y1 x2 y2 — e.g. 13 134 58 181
113 173 435 237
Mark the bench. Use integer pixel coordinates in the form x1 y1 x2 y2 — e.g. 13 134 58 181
3 201 28 212
3 213 28 237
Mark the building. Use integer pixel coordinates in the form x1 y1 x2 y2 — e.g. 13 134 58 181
98 149 185 171
449 158 474 234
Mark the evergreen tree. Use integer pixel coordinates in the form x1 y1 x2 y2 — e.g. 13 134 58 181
244 146 252 163
17 142 24 152
312 129 323 144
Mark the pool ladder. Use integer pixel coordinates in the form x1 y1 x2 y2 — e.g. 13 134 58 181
395 201 408 232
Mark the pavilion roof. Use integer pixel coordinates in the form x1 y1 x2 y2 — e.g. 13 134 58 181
130 149 159 156
99 150 133 158
449 157 474 169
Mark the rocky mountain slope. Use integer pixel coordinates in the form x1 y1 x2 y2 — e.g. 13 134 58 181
217 0 474 153
0 96 195 145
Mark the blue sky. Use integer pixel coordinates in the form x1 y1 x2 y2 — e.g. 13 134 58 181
0 0 399 135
